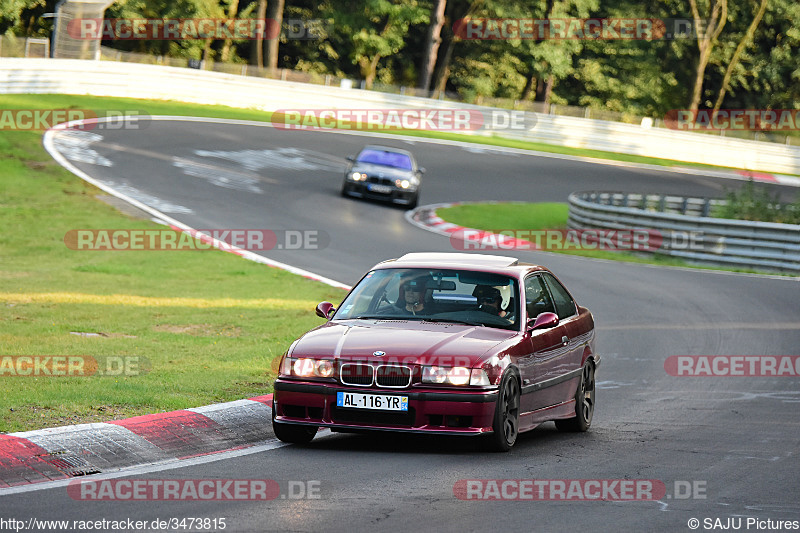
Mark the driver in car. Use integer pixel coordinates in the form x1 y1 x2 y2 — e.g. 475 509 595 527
474 285 514 320
399 277 433 316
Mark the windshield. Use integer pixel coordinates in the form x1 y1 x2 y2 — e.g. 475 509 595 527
333 268 520 330
356 149 413 170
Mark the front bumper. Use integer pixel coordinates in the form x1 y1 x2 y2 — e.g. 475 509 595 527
343 181 418 205
273 380 499 435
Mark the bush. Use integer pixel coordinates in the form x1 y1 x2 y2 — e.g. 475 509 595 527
715 180 800 224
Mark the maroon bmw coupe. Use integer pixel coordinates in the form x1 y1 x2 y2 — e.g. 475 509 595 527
272 252 599 451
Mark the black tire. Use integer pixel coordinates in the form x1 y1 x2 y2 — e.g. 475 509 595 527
486 370 521 452
406 193 419 210
555 361 595 432
272 408 317 444
340 184 350 198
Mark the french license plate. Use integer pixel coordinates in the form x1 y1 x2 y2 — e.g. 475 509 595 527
367 184 393 194
337 391 408 411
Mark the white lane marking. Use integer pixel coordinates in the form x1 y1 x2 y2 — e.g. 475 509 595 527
194 147 341 172
43 119 352 291
173 156 264 193
187 399 265 414
0 440 286 496
595 381 633 389
51 130 112 167
0 429 334 496
103 181 193 214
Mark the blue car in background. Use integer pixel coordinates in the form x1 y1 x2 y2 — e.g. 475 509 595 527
341 145 425 209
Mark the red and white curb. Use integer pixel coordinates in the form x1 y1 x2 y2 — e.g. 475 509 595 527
0 395 274 490
405 202 539 250
733 169 800 187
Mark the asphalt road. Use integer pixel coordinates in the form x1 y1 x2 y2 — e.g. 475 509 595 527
3 120 798 533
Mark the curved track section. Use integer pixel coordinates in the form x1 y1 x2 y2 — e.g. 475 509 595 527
3 119 798 532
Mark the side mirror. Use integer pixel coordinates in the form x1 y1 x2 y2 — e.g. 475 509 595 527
418 167 426 174
527 312 559 331
346 156 355 162
315 301 336 319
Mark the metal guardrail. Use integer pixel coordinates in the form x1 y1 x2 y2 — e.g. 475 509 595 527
568 191 800 272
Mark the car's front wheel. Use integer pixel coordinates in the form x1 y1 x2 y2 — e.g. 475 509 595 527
272 407 317 444
486 370 520 452
555 361 595 432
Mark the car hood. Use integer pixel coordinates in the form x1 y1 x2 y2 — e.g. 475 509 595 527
290 320 516 367
350 162 415 178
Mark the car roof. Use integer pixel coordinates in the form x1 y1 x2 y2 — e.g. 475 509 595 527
374 252 546 276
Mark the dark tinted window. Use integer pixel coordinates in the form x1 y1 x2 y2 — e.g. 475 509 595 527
524 275 556 318
357 149 413 170
543 273 576 320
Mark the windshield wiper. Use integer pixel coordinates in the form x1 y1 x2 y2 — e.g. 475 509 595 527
422 317 485 326
350 315 406 320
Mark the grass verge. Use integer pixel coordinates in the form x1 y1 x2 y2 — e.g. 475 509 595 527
0 98 345 432
437 202 723 268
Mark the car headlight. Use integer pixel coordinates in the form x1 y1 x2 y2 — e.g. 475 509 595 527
422 366 472 386
280 357 335 379
351 172 366 181
395 179 411 189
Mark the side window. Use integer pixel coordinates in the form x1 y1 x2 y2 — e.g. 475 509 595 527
543 274 576 320
524 275 556 318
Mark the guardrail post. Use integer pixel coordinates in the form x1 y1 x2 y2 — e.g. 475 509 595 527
681 197 689 214
659 195 666 212
702 199 711 217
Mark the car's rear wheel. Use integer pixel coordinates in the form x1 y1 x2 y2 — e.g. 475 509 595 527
555 361 595 432
272 407 317 444
486 370 520 452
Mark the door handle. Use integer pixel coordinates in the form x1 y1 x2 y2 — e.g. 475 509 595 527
562 336 569 346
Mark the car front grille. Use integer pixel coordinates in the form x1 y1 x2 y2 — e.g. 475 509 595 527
376 365 412 388
340 363 374 386
367 176 393 186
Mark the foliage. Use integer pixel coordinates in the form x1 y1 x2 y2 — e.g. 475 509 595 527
716 180 800 224
3 0 797 121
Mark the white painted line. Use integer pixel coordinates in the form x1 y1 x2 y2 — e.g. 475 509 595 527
187 398 266 415
0 429 334 496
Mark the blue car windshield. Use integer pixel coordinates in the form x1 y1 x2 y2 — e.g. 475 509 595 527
356 149 413 170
